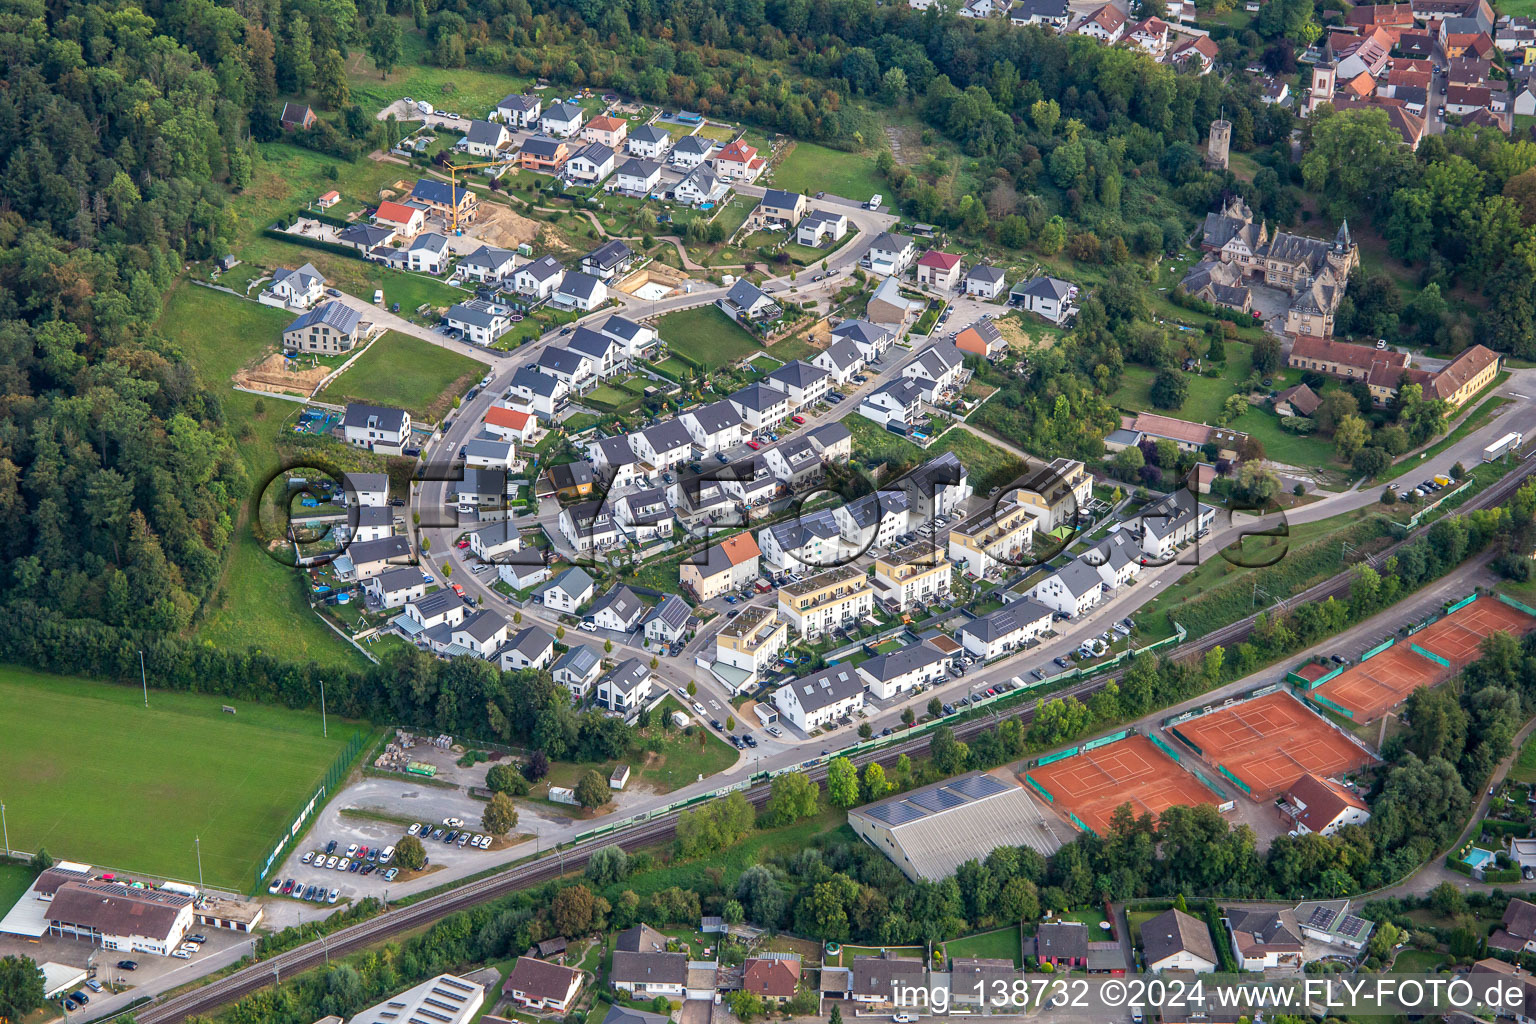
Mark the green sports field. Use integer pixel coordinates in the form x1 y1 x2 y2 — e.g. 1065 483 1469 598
0 667 368 890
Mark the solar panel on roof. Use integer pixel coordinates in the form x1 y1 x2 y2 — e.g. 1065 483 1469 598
1338 916 1368 937
866 801 926 826
949 774 1009 799
911 787 967 812
1306 906 1338 929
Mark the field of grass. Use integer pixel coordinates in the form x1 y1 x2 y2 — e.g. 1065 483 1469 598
0 667 365 889
770 142 885 203
320 331 485 420
0 862 35 915
845 417 1027 494
655 304 761 370
945 926 1021 966
345 21 531 116
159 284 377 668
1511 730 1536 785
1390 949 1450 973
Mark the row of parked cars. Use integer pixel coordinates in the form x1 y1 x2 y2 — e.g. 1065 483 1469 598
408 816 495 849
62 969 124 1011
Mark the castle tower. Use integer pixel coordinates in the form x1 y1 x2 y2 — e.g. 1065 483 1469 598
1205 118 1231 170
1327 218 1359 278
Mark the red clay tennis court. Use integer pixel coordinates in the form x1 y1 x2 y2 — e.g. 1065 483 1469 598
1168 691 1376 802
1023 734 1218 835
1313 642 1448 723
1413 599 1536 667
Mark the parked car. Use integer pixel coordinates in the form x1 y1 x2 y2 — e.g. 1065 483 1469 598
328 889 340 904
117 961 138 971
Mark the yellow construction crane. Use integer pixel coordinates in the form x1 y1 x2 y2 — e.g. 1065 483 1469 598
443 159 507 234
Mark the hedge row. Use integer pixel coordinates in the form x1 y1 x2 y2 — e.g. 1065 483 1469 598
263 228 363 260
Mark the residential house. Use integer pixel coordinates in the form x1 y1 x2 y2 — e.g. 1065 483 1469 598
964 265 1008 299
716 452 780 506
1078 530 1142 590
469 522 524 562
1129 410 1247 458
457 467 511 509
897 451 972 520
902 341 966 401
672 164 726 204
342 500 390 542
1010 0 1072 26
566 143 616 184
463 119 511 159
538 347 597 387
741 957 801 1005
1225 908 1304 972
831 319 895 362
718 279 782 324
338 223 395 253
342 403 411 454
1031 559 1105 618
729 382 792 432
1036 922 1091 969
1281 774 1371 837
508 365 569 420
954 319 1007 360
503 957 583 1013
406 232 451 275
1128 16 1171 53
595 659 654 717
773 664 866 732
345 472 390 508
1073 3 1127 40
458 245 517 284
496 93 541 128
485 406 539 444
629 419 693 474
582 114 629 150
760 189 808 227
1134 487 1216 559
599 314 658 358
814 338 866 384
614 158 662 195
365 567 427 609
410 179 476 224
958 599 1055 659
681 533 762 601
347 535 413 580
865 232 917 276
798 209 849 247
541 101 584 137
554 271 607 311
866 276 921 327
916 250 964 290
714 139 767 182
404 590 467 633
765 436 825 489
281 103 316 130
553 644 604 697
1142 908 1220 973
582 240 636 280
714 607 788 687
857 377 925 430
764 360 831 411
447 299 514 346
567 327 626 377
1273 383 1321 417
848 955 926 1012
514 255 565 299
947 500 1037 578
266 263 325 308
283 301 365 355
518 135 571 173
778 565 874 638
1167 34 1221 71
669 135 716 169
559 499 621 554
464 437 516 470
1011 457 1093 532
539 567 595 613
589 585 646 633
627 124 672 160
643 594 692 645
609 949 687 997
449 610 510 660
616 488 674 543
1014 276 1076 323
500 626 556 673
681 400 746 454
857 644 948 700
670 472 734 521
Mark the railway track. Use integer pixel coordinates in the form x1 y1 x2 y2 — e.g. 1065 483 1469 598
125 460 1535 1024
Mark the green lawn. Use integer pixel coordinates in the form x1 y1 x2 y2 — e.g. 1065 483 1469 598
345 21 533 116
770 142 885 203
945 926 1022 966
160 284 294 383
1511 730 1536 785
0 667 366 889
846 417 1027 494
656 304 761 371
1390 949 1449 973
0 862 36 914
320 331 486 420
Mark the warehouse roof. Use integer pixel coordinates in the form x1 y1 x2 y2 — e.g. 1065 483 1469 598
47 881 191 943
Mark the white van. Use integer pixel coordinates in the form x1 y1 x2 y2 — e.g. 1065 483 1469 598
373 289 384 305
380 845 395 864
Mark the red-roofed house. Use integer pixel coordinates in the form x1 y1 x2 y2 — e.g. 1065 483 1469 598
1074 3 1126 41
1166 34 1220 72
317 190 341 209
1282 774 1370 837
1424 344 1500 406
915 251 964 290
582 115 629 150
1446 83 1493 114
714 140 767 183
1127 16 1170 54
373 200 425 238
1347 3 1414 30
486 405 540 443
741 957 802 1003
1344 70 1378 98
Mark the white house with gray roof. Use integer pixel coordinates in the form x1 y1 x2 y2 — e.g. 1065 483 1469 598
342 403 410 453
681 400 746 454
496 92 541 127
1012 276 1075 323
773 665 865 733
798 209 849 247
627 124 672 160
589 585 646 633
566 143 616 184
538 346 597 385
406 232 451 274
1030 559 1105 618
463 119 512 159
541 101 584 137
1078 530 1141 589
958 600 1054 659
831 319 894 361
814 337 866 384
458 245 517 283
365 566 427 609
765 360 831 411
469 521 523 561
630 419 692 472
405 589 467 632
553 644 604 696
450 609 510 659
718 279 781 324
858 378 924 429
616 488 674 542
1135 488 1216 558
566 326 625 377
902 342 966 400
596 659 653 717
265 262 325 308
554 270 607 311
856 643 948 700
759 508 845 573
670 135 716 168
514 255 565 299
614 158 662 195
509 365 568 419
448 299 513 345
539 567 594 613
643 594 693 644
864 232 916 276
500 625 556 672
964 264 1008 300
599 314 657 358
560 499 621 553
672 163 726 204
729 382 791 432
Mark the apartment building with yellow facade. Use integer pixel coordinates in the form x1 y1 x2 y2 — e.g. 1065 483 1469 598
1011 458 1093 532
872 541 952 612
947 501 1039 578
713 606 789 692
778 565 874 638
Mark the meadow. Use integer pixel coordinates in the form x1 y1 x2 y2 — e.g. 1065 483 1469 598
655 304 762 370
769 142 886 203
0 668 366 889
319 331 486 420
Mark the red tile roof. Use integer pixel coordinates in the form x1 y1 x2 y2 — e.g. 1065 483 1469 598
742 958 801 998
1426 344 1499 400
487 406 534 432
1287 773 1368 832
374 200 418 224
917 250 963 270
721 531 761 566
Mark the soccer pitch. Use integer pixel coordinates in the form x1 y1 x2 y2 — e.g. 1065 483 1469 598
0 667 369 891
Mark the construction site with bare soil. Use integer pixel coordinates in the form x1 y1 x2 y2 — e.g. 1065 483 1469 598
234 349 338 398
